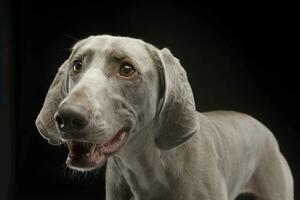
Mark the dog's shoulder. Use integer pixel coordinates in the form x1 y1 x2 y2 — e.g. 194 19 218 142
202 110 269 134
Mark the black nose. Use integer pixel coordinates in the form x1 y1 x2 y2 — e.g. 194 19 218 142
55 104 89 133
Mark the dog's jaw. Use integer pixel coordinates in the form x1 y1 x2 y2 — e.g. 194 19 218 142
65 128 128 171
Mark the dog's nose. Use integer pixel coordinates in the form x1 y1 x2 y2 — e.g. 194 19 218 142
55 104 89 133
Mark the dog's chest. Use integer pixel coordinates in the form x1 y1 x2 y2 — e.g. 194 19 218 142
116 158 172 199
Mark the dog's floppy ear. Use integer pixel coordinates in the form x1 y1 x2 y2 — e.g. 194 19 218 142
154 48 199 150
35 60 69 145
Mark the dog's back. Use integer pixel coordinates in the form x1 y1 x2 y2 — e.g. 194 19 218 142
203 111 294 199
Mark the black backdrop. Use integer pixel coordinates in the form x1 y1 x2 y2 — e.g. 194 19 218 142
1 1 298 199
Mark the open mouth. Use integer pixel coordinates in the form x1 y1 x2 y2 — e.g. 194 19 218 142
65 128 128 171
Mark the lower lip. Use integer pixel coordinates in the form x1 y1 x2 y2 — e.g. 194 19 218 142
66 150 107 170
66 129 128 170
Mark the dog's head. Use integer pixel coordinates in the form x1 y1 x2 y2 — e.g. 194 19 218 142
36 35 199 171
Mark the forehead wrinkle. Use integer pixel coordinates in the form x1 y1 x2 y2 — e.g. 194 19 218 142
107 48 129 61
70 36 110 59
70 37 92 59
108 39 150 61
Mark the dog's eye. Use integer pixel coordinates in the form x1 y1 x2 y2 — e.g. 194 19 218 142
118 63 136 78
73 60 82 73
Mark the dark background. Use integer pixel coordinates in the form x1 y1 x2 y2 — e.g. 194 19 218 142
1 0 298 199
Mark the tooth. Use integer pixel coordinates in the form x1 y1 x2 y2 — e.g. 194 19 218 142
91 144 96 153
67 141 73 150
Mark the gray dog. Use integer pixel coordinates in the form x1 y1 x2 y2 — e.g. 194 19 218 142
36 35 293 200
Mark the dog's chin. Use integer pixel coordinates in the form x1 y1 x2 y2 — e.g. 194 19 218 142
65 128 128 171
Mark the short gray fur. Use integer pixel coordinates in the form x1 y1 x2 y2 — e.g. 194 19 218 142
36 35 294 200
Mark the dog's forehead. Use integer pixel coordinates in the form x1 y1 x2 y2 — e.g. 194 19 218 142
72 35 151 60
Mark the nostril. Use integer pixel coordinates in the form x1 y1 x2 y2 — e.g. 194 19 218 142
55 114 64 130
71 118 87 130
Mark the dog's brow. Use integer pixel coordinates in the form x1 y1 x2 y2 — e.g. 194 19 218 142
71 48 95 60
109 49 129 61
71 39 88 56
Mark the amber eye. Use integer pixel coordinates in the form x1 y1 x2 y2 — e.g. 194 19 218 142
118 63 136 78
72 60 82 73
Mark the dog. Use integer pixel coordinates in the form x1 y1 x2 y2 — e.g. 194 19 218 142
36 35 294 200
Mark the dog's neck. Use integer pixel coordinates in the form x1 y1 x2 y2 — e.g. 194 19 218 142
111 122 171 197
